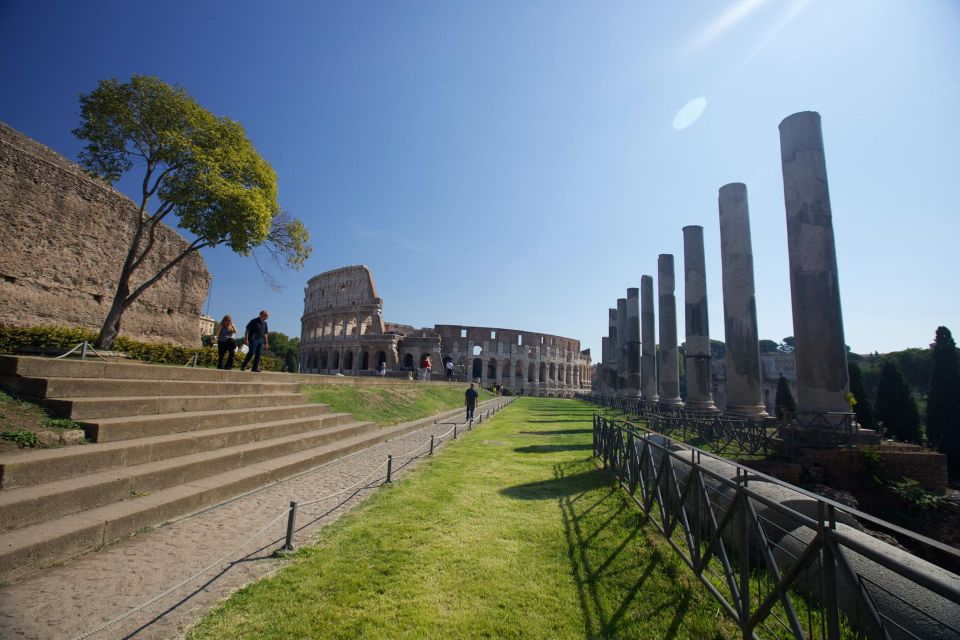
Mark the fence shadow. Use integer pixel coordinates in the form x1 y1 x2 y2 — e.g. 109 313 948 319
513 444 593 454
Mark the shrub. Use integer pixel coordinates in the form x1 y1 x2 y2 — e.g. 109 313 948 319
0 325 283 371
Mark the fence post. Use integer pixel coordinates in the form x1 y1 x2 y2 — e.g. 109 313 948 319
820 502 840 639
80 341 89 360
429 434 435 456
283 500 298 551
454 424 458 439
385 455 393 484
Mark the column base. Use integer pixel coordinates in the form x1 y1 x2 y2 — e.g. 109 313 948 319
641 394 659 403
658 397 684 407
725 403 770 419
684 400 720 413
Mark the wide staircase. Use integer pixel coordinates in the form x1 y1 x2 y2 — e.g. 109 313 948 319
0 355 409 582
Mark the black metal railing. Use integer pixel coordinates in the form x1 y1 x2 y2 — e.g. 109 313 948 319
593 414 960 640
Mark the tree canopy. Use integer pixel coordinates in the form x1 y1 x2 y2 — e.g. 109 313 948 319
74 75 311 349
927 326 960 478
875 361 920 443
847 362 876 430
774 375 796 418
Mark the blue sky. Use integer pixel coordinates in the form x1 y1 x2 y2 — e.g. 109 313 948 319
1 1 957 357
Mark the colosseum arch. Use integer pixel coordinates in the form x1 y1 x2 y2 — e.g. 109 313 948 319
516 360 524 380
549 362 556 381
360 351 370 371
332 351 340 370
487 358 498 380
502 358 511 379
472 357 482 380
344 351 354 371
539 362 546 383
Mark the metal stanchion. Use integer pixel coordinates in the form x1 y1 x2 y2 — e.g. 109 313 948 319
385 454 393 483
429 434 435 455
454 424 458 439
282 501 298 551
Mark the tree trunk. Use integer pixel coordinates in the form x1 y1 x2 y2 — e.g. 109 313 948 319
93 278 131 350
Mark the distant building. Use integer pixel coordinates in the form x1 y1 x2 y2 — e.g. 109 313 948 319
199 314 216 337
298 265 591 396
712 351 797 414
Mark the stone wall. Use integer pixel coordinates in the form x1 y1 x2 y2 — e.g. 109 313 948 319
0 122 209 346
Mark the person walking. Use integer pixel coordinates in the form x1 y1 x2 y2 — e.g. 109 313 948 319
240 310 269 372
445 358 454 381
216 315 238 370
465 382 479 421
378 359 387 377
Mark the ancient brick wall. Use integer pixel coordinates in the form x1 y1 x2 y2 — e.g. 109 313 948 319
0 122 209 346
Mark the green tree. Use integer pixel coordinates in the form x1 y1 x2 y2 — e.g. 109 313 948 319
774 375 796 418
758 339 779 354
73 76 311 349
266 331 301 373
779 336 796 353
875 361 920 443
847 362 876 430
927 326 960 478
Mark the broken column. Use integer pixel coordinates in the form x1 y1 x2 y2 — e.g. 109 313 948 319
779 111 850 413
718 183 768 417
683 225 718 412
616 298 627 396
657 254 682 406
625 288 641 397
640 275 659 402
599 337 610 395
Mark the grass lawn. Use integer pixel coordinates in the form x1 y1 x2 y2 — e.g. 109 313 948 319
188 398 736 640
300 383 493 426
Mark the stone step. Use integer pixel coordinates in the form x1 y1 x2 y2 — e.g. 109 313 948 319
0 416 379 532
43 392 308 420
0 408 352 489
0 412 440 583
81 402 334 443
2 375 301 399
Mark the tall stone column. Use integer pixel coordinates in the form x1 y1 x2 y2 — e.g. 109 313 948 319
600 337 610 395
616 298 627 396
607 308 618 395
719 183 768 417
640 275 659 402
779 111 849 413
683 225 717 412
657 254 682 406
625 288 641 397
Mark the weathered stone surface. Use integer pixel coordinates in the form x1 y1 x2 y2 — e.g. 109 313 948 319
299 266 591 396
657 254 682 406
779 111 849 413
0 122 209 346
640 276 658 402
718 183 767 417
625 288 641 397
616 298 627 396
606 307 618 394
59 430 86 446
682 226 717 412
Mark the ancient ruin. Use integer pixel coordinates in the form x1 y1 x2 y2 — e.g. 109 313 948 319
299 266 591 396
0 122 210 346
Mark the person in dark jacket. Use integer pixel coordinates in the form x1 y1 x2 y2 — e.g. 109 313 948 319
465 383 479 421
240 310 269 372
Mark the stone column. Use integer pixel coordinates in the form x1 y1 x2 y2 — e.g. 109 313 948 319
616 298 627 396
683 225 717 412
657 254 682 405
640 275 659 402
600 337 610 395
779 111 849 413
719 183 768 417
607 307 618 395
625 288 641 397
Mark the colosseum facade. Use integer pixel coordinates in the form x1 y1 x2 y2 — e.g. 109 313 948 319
299 266 591 397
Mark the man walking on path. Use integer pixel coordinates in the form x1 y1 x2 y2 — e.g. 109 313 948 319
464 383 479 421
445 358 454 381
240 310 269 372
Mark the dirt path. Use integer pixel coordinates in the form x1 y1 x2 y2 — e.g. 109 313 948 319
0 404 501 640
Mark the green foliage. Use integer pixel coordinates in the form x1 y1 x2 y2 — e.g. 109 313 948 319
875 361 920 443
0 430 40 447
927 326 960 479
774 374 797 418
265 331 300 372
72 76 311 349
848 362 877 430
859 348 935 399
0 324 283 371
888 478 947 511
779 336 796 353
758 339 780 354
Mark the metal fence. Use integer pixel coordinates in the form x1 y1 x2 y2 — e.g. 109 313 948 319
593 414 960 640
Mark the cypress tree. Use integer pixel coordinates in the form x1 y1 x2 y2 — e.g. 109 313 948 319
927 326 960 478
774 375 797 418
848 362 877 430
875 361 920 443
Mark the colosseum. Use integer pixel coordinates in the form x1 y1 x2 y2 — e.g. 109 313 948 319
299 266 592 397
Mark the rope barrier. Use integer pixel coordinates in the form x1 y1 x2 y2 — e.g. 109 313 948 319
68 397 514 639
54 341 111 362
70 507 292 640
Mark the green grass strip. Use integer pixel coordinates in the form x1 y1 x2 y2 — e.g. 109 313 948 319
189 398 735 639
301 383 493 427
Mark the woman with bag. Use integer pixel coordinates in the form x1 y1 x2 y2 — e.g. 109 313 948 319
216 315 238 370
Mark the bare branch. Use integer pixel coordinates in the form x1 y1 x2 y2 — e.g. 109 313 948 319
125 238 213 307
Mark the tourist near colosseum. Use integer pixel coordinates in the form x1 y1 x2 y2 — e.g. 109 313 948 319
299 265 592 396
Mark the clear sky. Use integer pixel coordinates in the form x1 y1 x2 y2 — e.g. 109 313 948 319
1 1 957 357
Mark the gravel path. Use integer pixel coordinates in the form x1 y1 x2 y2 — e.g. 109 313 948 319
0 400 508 640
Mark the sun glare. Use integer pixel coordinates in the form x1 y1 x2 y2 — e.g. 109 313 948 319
672 97 707 130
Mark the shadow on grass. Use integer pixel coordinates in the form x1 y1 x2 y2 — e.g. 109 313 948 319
500 469 605 500
553 461 702 640
524 419 592 424
513 444 593 454
519 429 593 436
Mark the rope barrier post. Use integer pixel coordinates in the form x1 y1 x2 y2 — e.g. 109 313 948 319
454 424 458 439
80 341 88 360
385 454 393 483
429 434 435 455
282 500 298 551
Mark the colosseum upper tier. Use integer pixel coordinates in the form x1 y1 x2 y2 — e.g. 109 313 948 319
299 266 591 396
